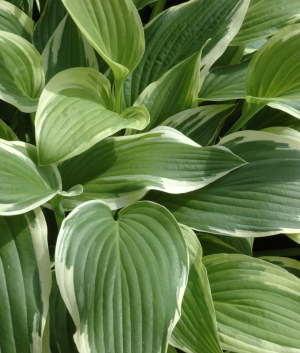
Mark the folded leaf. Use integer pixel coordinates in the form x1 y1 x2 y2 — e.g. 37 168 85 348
170 224 222 353
59 127 246 210
133 51 202 132
162 105 235 146
0 208 51 353
55 200 189 353
0 118 18 140
232 0 300 45
61 0 144 81
0 1 34 42
204 254 300 353
35 68 149 165
151 130 300 236
0 31 45 112
124 0 250 106
0 139 61 215
42 14 99 83
198 61 248 102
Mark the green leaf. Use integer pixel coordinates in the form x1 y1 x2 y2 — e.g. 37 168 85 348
61 0 144 81
170 224 222 353
42 14 99 83
259 256 300 278
287 234 300 245
213 45 245 67
0 1 34 42
151 130 300 236
58 127 246 211
162 105 236 146
35 68 148 166
232 0 300 45
33 0 67 54
0 208 51 353
212 234 253 256
0 31 45 112
133 51 202 132
198 60 248 102
198 234 241 256
244 38 267 54
49 271 79 353
124 0 250 106
246 24 300 100
133 0 157 10
0 118 18 140
55 200 189 353
167 346 177 353
0 139 61 215
203 254 300 353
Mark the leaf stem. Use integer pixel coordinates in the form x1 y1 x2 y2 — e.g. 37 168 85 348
254 247 300 258
114 78 124 115
50 195 65 230
149 0 167 21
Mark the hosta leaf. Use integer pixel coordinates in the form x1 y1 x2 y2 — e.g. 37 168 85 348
213 234 253 255
170 224 222 353
61 0 144 81
213 45 245 67
33 0 67 54
162 105 236 146
0 31 45 112
246 24 300 100
259 256 300 278
49 272 78 353
151 130 300 236
268 99 300 120
0 1 34 42
246 105 300 130
228 24 300 134
167 346 177 353
42 14 99 83
244 38 267 54
0 118 17 140
203 254 300 353
232 0 300 45
0 99 19 123
35 68 148 166
0 208 51 353
124 0 250 106
59 127 246 210
198 234 240 256
133 51 201 132
0 139 61 215
198 61 248 102
55 200 189 353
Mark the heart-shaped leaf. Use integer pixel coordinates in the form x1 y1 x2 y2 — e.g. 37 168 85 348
35 67 149 165
55 200 189 353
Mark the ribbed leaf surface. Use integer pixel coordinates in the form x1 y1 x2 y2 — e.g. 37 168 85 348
0 31 44 112
162 105 235 146
55 200 189 353
35 68 149 165
0 1 34 41
151 130 300 236
124 0 249 105
170 225 222 353
42 14 98 83
204 254 300 353
0 208 51 353
61 0 144 80
59 127 246 210
232 0 300 45
0 139 61 215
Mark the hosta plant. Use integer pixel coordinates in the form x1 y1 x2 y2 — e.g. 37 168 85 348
1 0 300 352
